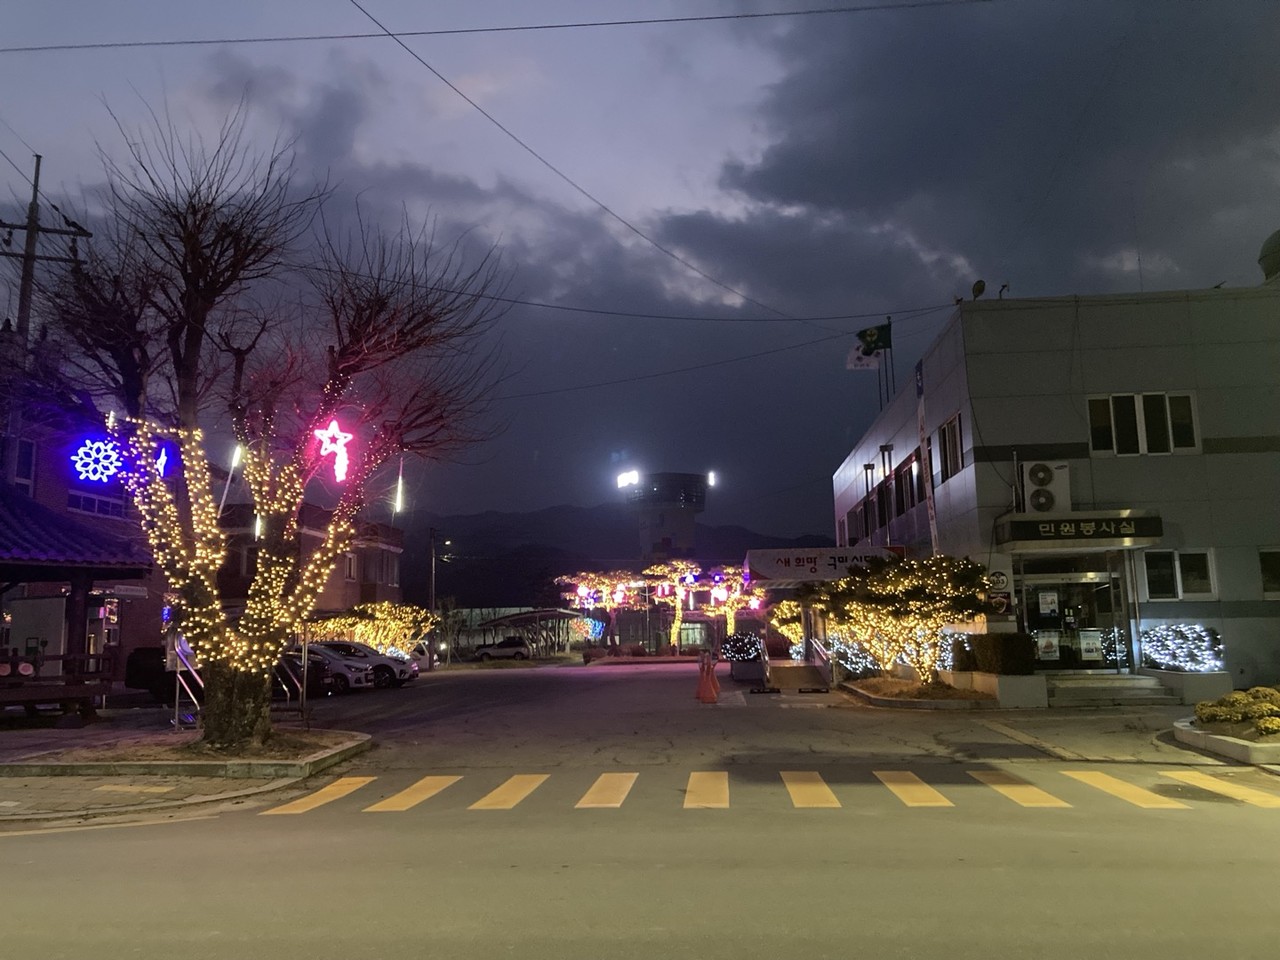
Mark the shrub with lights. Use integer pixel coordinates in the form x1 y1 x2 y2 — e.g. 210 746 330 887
721 632 764 661
805 554 987 683
310 602 438 654
1140 623 1224 673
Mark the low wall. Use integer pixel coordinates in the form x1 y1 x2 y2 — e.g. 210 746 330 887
729 660 765 682
1138 668 1233 705
939 670 1048 709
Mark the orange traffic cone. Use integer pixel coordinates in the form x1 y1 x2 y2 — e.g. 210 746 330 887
709 659 720 696
699 654 719 704
695 655 709 701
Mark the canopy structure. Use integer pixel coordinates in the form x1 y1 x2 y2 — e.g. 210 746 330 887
474 608 585 651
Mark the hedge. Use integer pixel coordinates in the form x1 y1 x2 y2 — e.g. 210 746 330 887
952 633 1036 675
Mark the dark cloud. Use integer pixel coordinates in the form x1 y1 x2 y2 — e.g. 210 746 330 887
170 4 1280 538
715 1 1280 294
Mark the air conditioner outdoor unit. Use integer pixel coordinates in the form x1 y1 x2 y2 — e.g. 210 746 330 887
1020 461 1071 513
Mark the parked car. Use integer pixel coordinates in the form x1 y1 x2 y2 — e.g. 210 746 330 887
474 637 533 661
312 640 418 688
272 651 333 700
410 640 444 672
294 644 374 694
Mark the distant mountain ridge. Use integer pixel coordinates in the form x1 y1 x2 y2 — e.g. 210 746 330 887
398 503 833 607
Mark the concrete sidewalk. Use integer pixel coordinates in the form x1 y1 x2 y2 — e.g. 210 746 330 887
0 703 368 824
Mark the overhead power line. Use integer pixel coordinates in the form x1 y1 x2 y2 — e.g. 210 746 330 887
345 0 794 320
0 2 998 55
496 303 953 400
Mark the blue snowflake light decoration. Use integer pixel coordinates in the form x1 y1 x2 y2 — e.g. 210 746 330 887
70 439 123 483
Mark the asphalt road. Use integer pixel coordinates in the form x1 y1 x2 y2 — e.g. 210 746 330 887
4 664 1277 960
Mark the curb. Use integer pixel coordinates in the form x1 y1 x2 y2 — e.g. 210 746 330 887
1171 719 1280 765
838 681 1000 711
0 731 372 779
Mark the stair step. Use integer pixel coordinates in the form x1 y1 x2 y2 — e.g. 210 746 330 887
1049 695 1180 707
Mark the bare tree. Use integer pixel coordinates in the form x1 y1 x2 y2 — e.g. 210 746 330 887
33 109 507 747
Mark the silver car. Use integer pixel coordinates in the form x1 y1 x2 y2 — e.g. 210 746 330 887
313 640 419 688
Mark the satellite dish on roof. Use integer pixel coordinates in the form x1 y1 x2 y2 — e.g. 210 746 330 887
972 279 986 300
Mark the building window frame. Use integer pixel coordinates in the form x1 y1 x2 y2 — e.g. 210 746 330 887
1142 548 1215 601
344 552 357 581
1260 548 1280 599
938 415 963 483
1088 392 1199 457
67 489 126 519
13 438 35 496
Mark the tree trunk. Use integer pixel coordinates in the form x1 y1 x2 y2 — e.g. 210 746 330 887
201 662 273 748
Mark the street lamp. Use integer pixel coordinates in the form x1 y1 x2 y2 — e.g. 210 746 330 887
429 528 451 614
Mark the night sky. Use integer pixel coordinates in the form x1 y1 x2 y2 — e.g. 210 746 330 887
3 1 1278 537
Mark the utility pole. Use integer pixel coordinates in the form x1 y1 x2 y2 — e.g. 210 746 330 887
1 155 92 342
0 154 92 483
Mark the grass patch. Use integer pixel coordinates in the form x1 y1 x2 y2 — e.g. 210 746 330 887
853 677 995 701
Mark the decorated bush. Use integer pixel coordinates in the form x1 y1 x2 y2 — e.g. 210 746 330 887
1141 624 1223 672
721 632 764 661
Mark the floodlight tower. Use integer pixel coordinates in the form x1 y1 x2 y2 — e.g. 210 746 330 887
618 470 712 562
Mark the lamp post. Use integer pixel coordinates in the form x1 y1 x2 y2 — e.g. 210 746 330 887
429 528 451 614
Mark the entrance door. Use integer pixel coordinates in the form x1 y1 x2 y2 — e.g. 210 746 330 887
1022 576 1124 669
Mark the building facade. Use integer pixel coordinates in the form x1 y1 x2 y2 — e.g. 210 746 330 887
833 259 1280 686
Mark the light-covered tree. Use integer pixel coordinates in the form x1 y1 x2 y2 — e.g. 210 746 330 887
704 565 762 637
30 110 506 747
554 570 643 647
643 560 702 650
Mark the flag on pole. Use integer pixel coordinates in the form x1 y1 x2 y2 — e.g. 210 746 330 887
846 322 892 370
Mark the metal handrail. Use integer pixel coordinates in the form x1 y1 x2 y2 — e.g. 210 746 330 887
809 637 833 689
173 645 203 730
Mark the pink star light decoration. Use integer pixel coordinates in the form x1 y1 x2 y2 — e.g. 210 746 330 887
313 419 353 482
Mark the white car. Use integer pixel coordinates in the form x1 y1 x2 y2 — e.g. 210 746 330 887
294 644 374 694
313 640 418 688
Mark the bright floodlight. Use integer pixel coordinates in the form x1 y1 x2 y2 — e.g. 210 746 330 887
707 471 717 487
617 469 640 488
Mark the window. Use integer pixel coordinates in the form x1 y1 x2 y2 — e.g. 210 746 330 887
938 415 963 482
14 438 34 496
344 553 357 581
894 455 920 516
67 490 125 518
388 553 400 587
1259 550 1280 597
837 516 847 548
241 545 258 578
1144 549 1215 600
1089 393 1198 455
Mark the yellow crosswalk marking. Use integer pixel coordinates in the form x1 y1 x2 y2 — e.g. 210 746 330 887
684 771 730 809
781 771 841 808
874 770 953 807
1160 770 1280 808
576 773 639 809
969 770 1071 808
468 774 549 810
261 776 376 815
1062 771 1188 809
364 775 461 812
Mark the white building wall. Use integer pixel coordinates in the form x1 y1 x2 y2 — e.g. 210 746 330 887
833 284 1280 685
